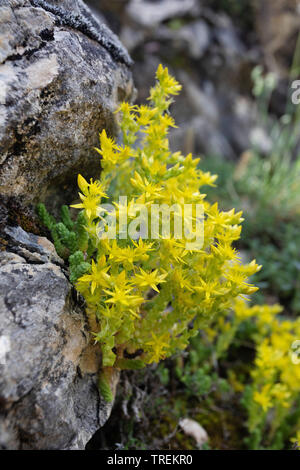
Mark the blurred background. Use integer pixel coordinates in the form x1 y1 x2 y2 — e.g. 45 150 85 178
84 0 300 450
87 0 300 158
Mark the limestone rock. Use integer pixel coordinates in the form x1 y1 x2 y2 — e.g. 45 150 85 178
179 418 208 448
0 226 119 449
0 0 134 210
126 0 200 28
0 0 132 449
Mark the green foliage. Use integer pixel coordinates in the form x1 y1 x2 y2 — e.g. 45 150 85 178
114 359 145 370
175 357 229 397
122 299 300 450
61 205 74 231
201 66 300 314
249 224 300 313
75 211 89 252
247 65 300 220
36 203 91 280
36 202 56 230
69 251 91 284
98 371 114 403
200 161 300 312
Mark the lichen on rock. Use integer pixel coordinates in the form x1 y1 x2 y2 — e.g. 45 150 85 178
0 0 134 210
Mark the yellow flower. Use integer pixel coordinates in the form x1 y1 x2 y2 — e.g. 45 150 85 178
155 64 182 96
172 268 194 292
108 240 153 267
71 196 98 220
210 243 240 262
159 238 187 263
137 105 157 126
194 279 229 299
255 341 280 370
134 268 167 293
94 129 120 166
131 239 154 261
104 285 143 308
116 102 138 115
158 113 177 131
145 332 171 363
71 174 108 219
104 271 144 308
130 171 163 200
253 384 273 412
290 431 300 449
77 174 107 198
271 384 291 408
142 156 167 177
78 256 110 294
198 170 218 187
163 177 186 203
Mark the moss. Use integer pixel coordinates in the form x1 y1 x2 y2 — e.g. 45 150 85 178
4 196 42 236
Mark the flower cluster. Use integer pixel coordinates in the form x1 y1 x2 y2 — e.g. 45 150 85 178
203 298 300 449
38 65 261 400
245 310 300 447
72 65 261 392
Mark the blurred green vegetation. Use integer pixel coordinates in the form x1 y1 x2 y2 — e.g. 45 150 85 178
202 65 300 314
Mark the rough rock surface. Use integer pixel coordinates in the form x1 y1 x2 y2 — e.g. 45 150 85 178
0 0 132 450
0 0 134 210
0 225 119 450
254 0 300 76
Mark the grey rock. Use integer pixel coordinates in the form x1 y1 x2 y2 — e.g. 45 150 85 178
126 0 200 28
254 0 300 76
4 225 64 264
29 0 132 66
250 127 273 155
170 115 234 159
126 2 258 159
153 20 210 60
220 96 253 155
215 25 245 59
175 20 210 60
0 233 119 449
177 71 219 125
0 0 134 210
120 25 146 53
0 0 131 450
